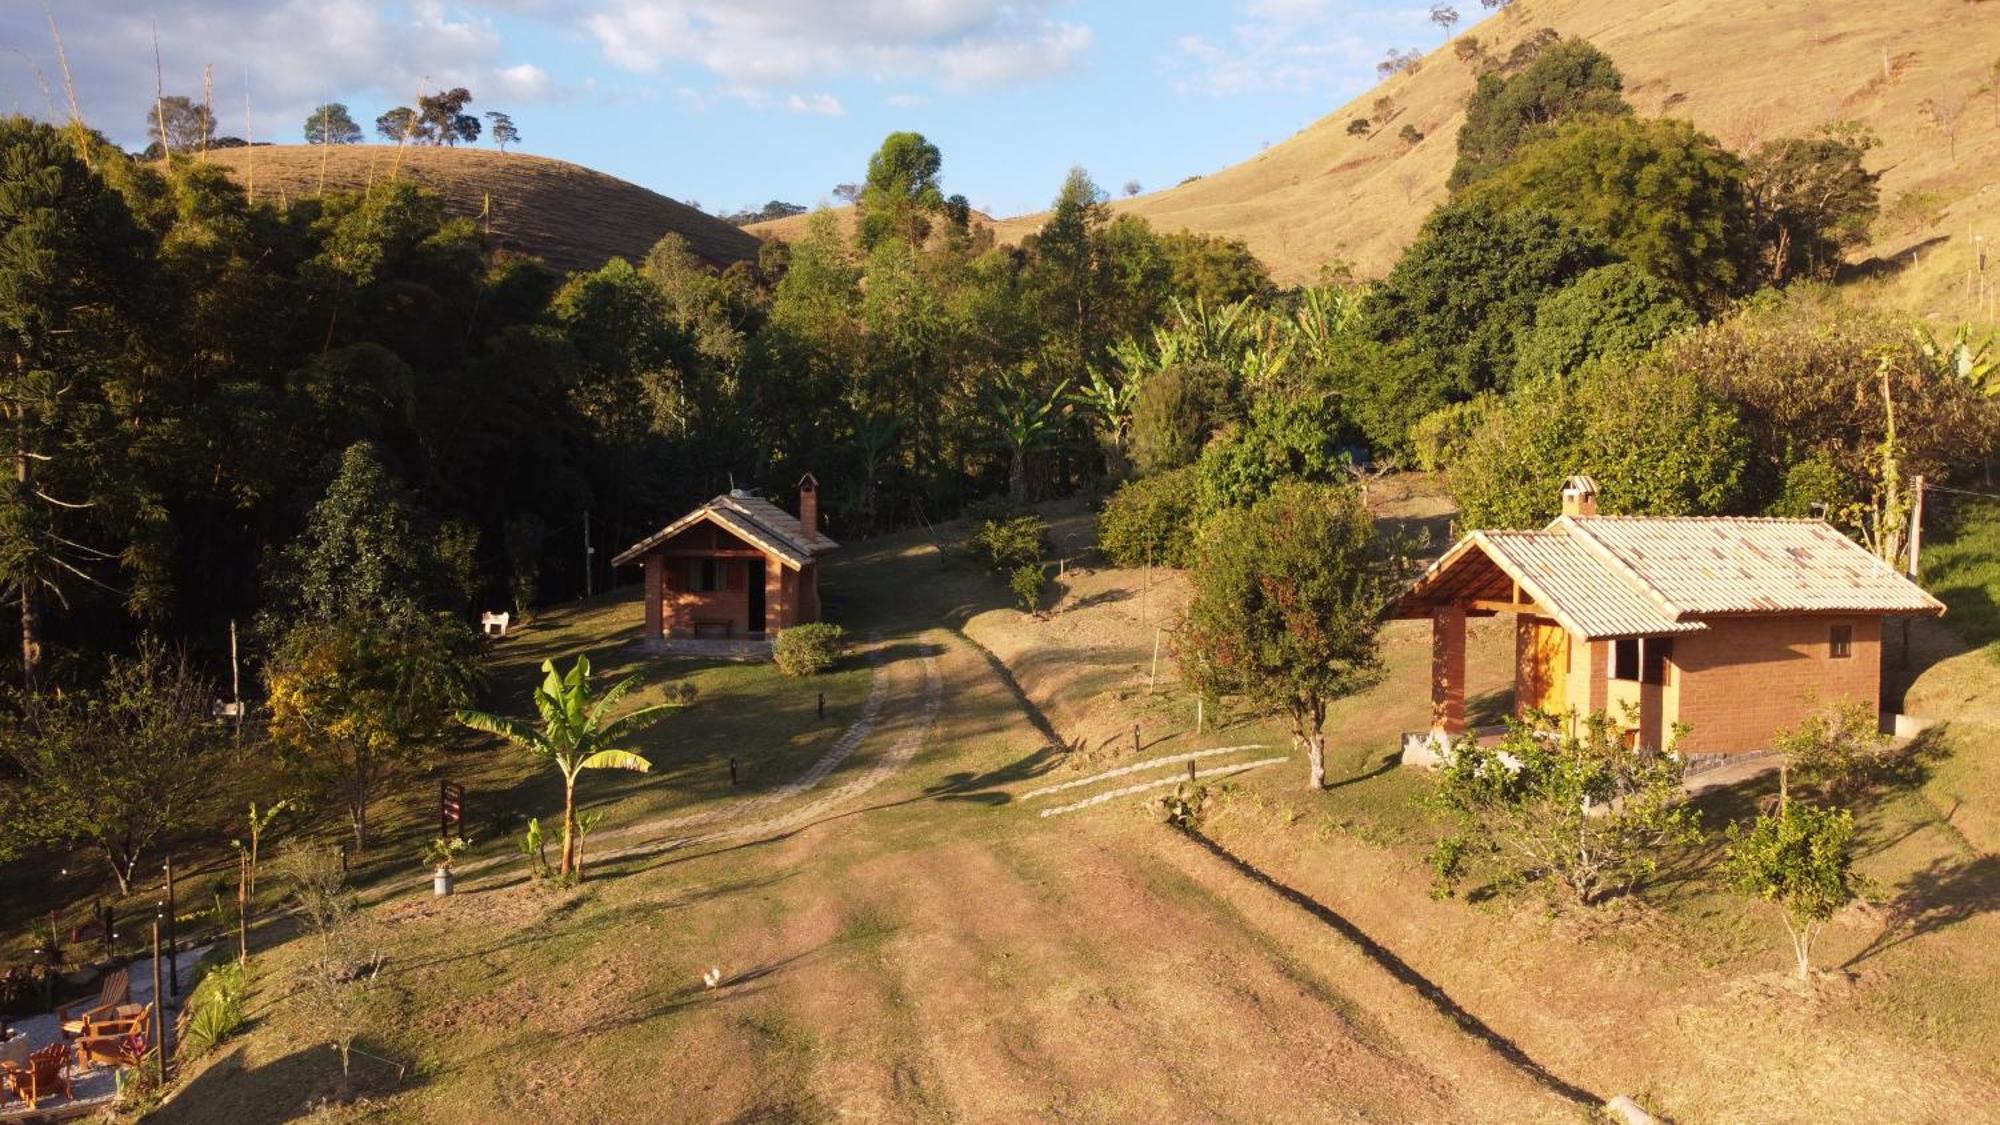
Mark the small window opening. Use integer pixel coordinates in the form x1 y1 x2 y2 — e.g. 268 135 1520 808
1830 624 1853 659
692 558 719 592
1612 638 1640 682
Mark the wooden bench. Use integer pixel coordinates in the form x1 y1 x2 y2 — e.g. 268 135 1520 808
691 619 734 640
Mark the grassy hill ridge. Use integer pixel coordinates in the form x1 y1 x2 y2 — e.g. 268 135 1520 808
205 144 762 276
756 0 1997 324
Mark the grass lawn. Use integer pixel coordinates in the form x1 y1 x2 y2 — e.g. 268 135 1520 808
19 479 2000 1121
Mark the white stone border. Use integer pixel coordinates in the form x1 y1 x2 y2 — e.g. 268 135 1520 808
1020 745 1273 800
1037 757 1290 817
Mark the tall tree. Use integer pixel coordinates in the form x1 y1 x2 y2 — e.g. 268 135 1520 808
1744 125 1880 286
1026 167 1113 365
1449 37 1629 191
856 131 945 250
416 88 481 146
0 119 150 690
304 103 363 145
264 442 447 630
145 94 216 155
374 106 417 143
0 639 218 893
266 614 476 850
1462 115 1757 310
484 110 519 152
1178 481 1406 788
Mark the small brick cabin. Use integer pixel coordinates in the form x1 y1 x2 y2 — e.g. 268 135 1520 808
612 476 838 641
1395 477 1944 756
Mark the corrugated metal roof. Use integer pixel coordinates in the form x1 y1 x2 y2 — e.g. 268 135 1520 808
1398 515 1942 638
1476 530 1701 638
1562 516 1944 618
611 492 839 569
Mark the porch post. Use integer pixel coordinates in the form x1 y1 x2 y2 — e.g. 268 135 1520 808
643 554 664 638
1431 605 1467 738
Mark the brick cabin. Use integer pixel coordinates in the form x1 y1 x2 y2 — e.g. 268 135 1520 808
612 476 838 643
1395 477 1944 757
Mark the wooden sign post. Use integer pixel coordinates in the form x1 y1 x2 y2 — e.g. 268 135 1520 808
440 781 465 840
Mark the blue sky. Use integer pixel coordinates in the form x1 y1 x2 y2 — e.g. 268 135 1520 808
0 1 1484 218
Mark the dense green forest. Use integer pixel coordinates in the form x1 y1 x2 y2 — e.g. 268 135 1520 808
0 30 1994 871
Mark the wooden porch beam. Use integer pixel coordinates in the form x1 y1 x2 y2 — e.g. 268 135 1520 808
1467 598 1540 615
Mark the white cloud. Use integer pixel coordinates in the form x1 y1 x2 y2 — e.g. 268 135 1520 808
0 1 550 148
784 93 844 116
1164 1 1405 97
582 0 1091 89
494 62 552 99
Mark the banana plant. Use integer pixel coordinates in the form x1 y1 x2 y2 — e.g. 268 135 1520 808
1911 323 1999 394
457 656 681 881
985 370 1073 501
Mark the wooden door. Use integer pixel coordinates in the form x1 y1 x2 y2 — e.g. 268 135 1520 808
1523 618 1569 715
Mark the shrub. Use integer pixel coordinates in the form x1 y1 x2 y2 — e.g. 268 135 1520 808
1010 564 1047 614
1195 392 1353 512
969 514 1048 571
1427 710 1700 906
1775 698 1893 804
1513 263 1695 380
1721 800 1859 979
1098 466 1205 568
178 959 250 1059
1130 361 1230 475
774 623 847 677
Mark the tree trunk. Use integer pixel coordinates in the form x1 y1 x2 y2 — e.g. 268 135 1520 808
559 778 578 879
107 846 134 896
18 582 38 694
350 744 370 851
1008 445 1027 502
1307 731 1326 789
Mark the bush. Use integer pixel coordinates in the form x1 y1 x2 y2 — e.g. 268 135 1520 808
969 514 1048 571
1098 466 1205 568
1775 698 1893 804
178 958 250 1059
1428 710 1700 906
1010 564 1047 615
1131 361 1230 475
1513 263 1694 380
773 623 847 677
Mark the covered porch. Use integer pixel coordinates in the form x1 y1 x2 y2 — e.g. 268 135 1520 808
1393 529 1696 758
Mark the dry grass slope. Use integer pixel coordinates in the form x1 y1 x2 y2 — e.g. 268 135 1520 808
204 145 761 276
756 0 1998 325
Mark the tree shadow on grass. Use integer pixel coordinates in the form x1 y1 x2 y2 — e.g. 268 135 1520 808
1844 852 2000 969
151 1039 419 1124
1181 828 1599 1110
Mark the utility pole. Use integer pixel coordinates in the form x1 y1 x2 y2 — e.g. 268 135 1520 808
583 510 594 598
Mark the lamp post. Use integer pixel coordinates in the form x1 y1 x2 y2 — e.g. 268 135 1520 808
163 855 179 998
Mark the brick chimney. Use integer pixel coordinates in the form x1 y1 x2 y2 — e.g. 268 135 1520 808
1561 474 1599 518
798 473 819 537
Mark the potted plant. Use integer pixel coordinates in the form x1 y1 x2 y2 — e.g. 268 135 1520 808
424 836 471 896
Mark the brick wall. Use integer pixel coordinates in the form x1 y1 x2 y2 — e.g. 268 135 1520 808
1670 615 1883 755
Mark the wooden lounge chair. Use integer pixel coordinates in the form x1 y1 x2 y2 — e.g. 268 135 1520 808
5 1042 73 1109
57 966 130 1038
73 1026 147 1074
83 1002 150 1040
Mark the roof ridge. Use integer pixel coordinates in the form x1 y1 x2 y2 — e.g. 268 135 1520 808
1551 515 1691 621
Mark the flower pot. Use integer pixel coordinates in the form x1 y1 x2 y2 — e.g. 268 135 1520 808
433 868 454 897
